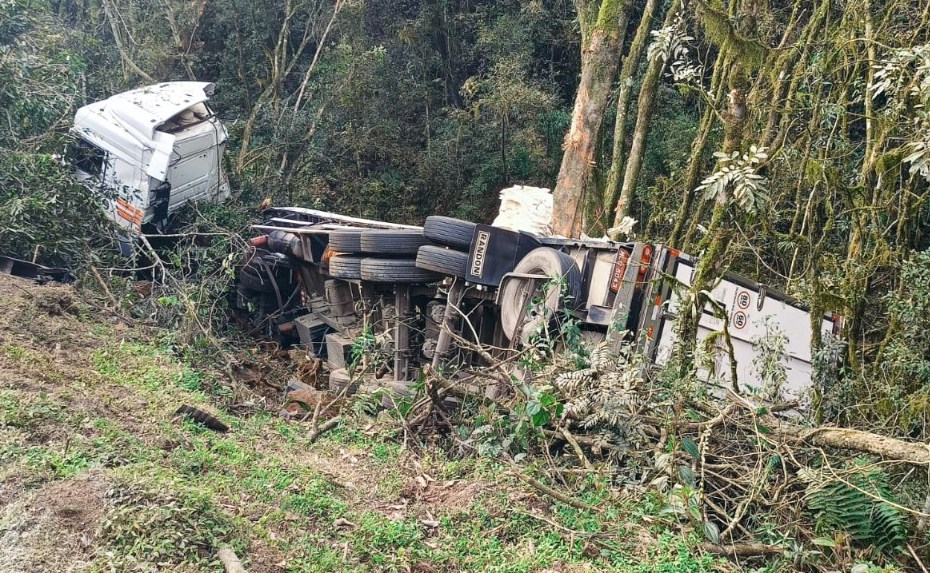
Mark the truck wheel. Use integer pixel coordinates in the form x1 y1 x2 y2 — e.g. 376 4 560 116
328 255 363 280
415 245 469 278
360 258 443 283
360 230 428 255
499 247 582 343
423 216 477 250
328 230 364 254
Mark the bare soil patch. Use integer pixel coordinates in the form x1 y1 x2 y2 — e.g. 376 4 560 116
0 470 108 573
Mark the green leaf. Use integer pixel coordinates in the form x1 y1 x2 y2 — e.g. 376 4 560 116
530 410 550 427
681 436 700 460
702 520 720 543
811 537 836 548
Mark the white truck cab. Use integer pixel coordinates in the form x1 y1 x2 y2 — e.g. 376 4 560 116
70 81 230 233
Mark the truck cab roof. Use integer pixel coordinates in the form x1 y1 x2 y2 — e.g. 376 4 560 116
71 82 224 180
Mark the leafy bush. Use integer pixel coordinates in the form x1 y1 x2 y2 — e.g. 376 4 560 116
0 148 113 266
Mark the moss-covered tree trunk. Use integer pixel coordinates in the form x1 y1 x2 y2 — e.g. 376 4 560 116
676 75 749 379
601 0 660 223
611 0 681 228
667 52 731 248
551 0 631 238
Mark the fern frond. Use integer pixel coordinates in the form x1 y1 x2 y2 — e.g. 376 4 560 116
805 467 907 553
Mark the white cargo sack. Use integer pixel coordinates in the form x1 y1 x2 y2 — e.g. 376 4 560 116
491 185 552 236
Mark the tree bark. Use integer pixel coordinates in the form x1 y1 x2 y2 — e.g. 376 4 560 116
602 0 660 220
611 0 681 229
753 405 930 466
676 76 748 378
668 49 732 249
551 0 631 238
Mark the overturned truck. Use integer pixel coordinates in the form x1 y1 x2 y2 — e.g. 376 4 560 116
234 207 841 402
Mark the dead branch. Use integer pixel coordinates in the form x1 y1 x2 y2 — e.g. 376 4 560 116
560 426 595 470
780 425 930 466
508 462 596 512
698 542 784 558
217 547 247 573
308 416 341 443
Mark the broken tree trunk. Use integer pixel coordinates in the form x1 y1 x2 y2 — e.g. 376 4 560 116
724 391 930 466
779 425 930 466
551 0 631 238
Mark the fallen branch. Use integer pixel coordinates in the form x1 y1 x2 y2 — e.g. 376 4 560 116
716 391 930 466
784 426 930 466
508 462 596 512
217 547 247 573
309 416 341 443
560 426 595 471
698 542 784 558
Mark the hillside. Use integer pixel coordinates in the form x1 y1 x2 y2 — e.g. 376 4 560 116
7 0 930 569
0 275 721 572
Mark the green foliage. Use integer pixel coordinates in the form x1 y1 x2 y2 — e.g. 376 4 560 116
883 250 930 381
749 318 790 401
0 0 113 266
803 465 907 554
222 0 576 224
864 250 930 431
0 0 86 146
0 147 114 266
696 145 769 213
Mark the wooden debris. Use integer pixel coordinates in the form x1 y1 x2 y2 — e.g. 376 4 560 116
218 547 247 572
309 416 341 443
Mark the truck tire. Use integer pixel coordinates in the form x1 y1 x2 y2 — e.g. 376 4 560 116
360 230 428 255
360 258 443 283
328 255 364 280
423 216 477 250
328 230 364 254
415 245 469 278
499 247 582 343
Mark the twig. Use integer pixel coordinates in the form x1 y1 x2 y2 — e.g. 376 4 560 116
308 416 341 443
508 461 596 512
908 543 929 573
560 426 595 471
540 428 627 455
89 265 120 308
698 542 784 557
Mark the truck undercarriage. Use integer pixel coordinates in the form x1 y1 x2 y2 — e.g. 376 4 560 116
233 208 841 404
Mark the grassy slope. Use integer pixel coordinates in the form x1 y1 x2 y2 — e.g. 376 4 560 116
0 276 721 572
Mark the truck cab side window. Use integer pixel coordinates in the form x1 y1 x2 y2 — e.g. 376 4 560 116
70 139 107 177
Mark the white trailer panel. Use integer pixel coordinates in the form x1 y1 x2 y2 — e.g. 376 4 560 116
654 260 836 400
